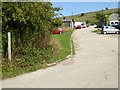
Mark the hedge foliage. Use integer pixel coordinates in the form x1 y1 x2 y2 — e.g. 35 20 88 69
2 2 61 58
2 2 62 78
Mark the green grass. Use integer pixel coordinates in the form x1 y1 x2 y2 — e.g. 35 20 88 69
0 67 2 79
92 29 101 33
47 30 74 63
71 40 75 55
2 30 74 79
0 32 1 79
2 63 44 79
60 8 118 24
0 32 1 53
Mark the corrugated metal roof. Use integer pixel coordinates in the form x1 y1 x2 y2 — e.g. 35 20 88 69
61 19 74 22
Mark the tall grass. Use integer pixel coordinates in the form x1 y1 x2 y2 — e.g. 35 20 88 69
46 30 74 63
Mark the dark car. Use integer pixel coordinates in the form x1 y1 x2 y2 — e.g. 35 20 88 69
112 25 120 30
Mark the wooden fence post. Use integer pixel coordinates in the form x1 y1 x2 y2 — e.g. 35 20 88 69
8 32 11 61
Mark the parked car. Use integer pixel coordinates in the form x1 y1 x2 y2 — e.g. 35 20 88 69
50 27 63 34
112 25 120 30
76 25 82 29
81 24 86 28
101 26 120 34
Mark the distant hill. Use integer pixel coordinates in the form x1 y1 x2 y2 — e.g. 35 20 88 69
60 8 119 24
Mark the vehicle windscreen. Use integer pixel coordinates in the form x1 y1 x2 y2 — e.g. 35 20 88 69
105 27 109 29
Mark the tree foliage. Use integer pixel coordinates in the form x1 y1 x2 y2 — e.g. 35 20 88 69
52 18 62 27
2 2 61 58
106 7 108 10
105 15 109 26
81 13 84 16
95 13 105 21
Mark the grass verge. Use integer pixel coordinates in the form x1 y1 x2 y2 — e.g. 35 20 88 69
59 8 118 24
71 40 75 55
47 30 74 63
91 28 101 33
0 32 1 79
2 29 74 79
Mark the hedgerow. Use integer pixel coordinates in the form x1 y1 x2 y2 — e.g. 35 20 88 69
2 2 62 79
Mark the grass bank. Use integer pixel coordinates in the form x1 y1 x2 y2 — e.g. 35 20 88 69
2 29 74 79
47 30 74 63
0 32 1 79
91 28 101 33
60 8 118 24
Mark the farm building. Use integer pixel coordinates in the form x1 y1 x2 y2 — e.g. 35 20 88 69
61 19 75 28
97 13 120 28
108 13 120 26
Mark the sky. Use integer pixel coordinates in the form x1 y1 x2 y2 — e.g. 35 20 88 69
47 0 119 2
52 2 119 17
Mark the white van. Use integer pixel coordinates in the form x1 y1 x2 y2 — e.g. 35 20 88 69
101 26 120 34
75 22 86 28
108 21 120 26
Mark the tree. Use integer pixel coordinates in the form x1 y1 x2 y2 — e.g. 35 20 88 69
2 2 61 58
105 15 109 26
86 20 90 24
81 13 84 16
106 7 108 10
52 18 62 27
63 17 66 19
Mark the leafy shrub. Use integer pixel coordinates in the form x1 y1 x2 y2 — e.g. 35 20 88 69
95 13 105 21
86 20 91 24
2 2 61 58
2 2 62 79
2 41 59 79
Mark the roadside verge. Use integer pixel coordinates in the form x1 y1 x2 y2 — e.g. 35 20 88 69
2 29 75 79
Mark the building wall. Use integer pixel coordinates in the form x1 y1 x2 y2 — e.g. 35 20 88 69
62 21 74 28
109 13 119 26
62 21 70 27
109 13 119 21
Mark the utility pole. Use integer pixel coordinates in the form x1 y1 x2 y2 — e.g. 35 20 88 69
72 11 73 17
8 32 11 61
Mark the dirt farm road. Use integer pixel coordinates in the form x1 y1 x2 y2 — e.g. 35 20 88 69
2 26 118 88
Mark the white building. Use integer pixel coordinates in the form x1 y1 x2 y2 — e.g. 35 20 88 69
108 13 120 26
61 19 75 28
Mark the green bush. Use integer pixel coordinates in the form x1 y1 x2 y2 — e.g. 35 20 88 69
2 2 62 79
96 13 105 21
2 2 61 58
2 43 57 79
